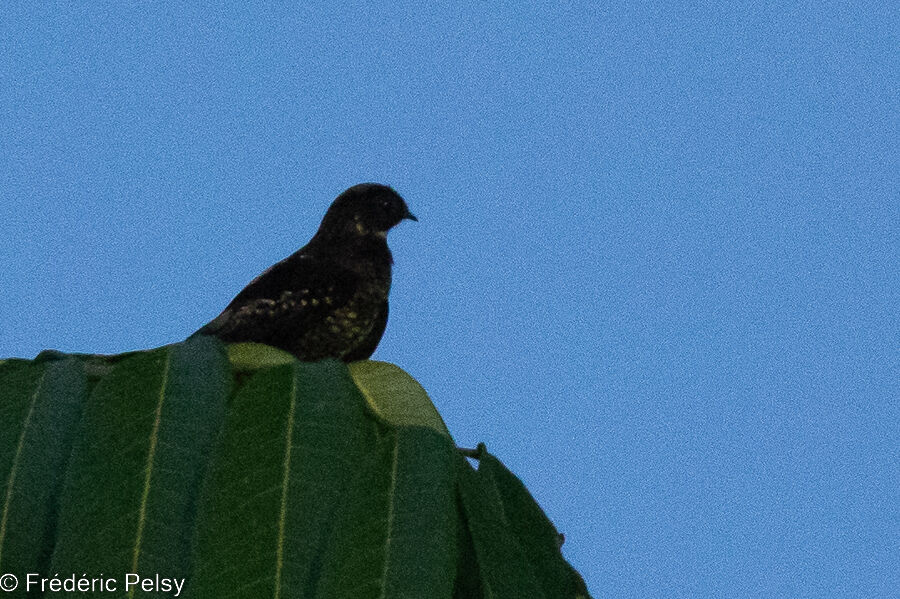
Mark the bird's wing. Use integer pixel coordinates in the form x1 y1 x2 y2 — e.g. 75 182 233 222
196 252 359 343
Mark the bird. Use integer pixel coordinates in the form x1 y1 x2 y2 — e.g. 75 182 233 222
193 183 416 362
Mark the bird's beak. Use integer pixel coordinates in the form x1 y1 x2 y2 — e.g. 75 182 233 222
404 209 418 222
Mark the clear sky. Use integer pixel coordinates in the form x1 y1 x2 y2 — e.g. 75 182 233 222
1 4 897 597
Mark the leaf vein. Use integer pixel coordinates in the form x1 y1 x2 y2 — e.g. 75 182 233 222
129 349 171 587
0 369 46 569
376 436 401 599
273 365 298 599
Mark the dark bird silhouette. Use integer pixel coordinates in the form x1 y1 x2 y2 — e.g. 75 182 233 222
193 183 416 361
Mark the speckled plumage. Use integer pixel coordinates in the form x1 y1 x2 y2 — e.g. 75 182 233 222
193 183 415 361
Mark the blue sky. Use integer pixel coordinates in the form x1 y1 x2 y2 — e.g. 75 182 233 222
1 4 897 597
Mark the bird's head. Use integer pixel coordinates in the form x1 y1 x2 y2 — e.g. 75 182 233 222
318 183 417 241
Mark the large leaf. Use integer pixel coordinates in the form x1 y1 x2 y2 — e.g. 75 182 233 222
190 361 459 599
0 341 593 597
0 358 86 577
479 450 591 599
349 360 451 437
189 360 376 598
226 342 295 371
457 455 545 599
224 348 450 437
316 425 458 598
49 336 229 583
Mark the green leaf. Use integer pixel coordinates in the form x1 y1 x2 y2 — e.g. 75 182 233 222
0 343 593 597
226 342 296 371
190 360 376 598
317 425 458 599
479 451 588 599
49 337 229 583
0 360 45 572
453 495 485 599
0 359 87 576
457 455 545 599
349 360 450 437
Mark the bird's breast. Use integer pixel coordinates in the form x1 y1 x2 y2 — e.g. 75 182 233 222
297 277 389 360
